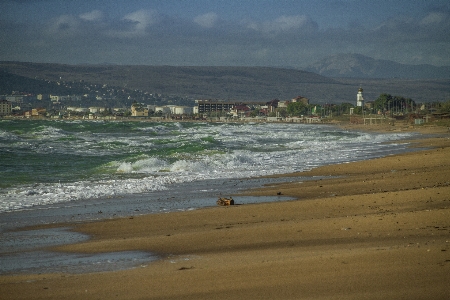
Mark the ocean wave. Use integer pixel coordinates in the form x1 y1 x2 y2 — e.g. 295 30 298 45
116 157 169 173
0 121 417 213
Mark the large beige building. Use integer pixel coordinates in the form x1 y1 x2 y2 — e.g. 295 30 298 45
131 103 149 117
0 100 12 116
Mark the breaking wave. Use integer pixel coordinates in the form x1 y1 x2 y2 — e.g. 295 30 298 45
0 120 416 212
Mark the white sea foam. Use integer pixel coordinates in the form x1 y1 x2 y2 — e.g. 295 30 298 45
116 157 169 173
0 177 171 212
0 122 417 213
0 130 17 140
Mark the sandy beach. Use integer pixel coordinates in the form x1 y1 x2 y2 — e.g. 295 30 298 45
1 123 449 299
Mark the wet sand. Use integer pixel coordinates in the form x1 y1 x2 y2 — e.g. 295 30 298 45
1 123 449 299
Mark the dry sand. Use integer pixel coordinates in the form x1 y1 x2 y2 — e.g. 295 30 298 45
1 124 449 299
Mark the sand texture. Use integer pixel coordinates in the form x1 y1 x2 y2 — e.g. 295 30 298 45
1 127 449 299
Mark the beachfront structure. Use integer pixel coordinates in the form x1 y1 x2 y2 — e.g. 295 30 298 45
357 88 364 107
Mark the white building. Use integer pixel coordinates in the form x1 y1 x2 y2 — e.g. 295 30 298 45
50 95 82 102
75 107 89 113
147 105 193 115
171 106 193 115
89 107 106 113
356 88 364 107
67 107 89 113
154 106 171 114
5 95 24 103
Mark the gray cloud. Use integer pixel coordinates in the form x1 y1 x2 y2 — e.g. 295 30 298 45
79 10 104 22
1 7 449 67
194 12 219 28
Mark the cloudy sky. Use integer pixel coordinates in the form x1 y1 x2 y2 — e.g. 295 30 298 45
1 0 449 67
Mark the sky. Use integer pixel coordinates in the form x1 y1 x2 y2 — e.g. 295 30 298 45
1 0 449 68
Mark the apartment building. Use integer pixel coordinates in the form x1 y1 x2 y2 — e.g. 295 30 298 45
0 100 12 116
195 100 235 113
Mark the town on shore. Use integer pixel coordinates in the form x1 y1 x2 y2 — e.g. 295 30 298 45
1 86 449 126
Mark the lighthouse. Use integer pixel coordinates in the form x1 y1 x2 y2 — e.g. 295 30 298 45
356 87 364 107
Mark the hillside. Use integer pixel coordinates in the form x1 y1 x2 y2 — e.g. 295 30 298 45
1 61 449 104
306 54 450 79
0 69 84 96
0 62 337 101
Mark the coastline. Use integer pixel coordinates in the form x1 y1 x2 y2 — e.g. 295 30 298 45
1 124 449 299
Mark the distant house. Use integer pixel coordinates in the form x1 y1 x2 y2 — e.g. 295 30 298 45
5 95 23 103
0 100 12 116
277 100 289 108
31 108 46 117
131 103 148 117
50 95 61 102
231 104 250 118
291 96 309 105
50 95 81 102
265 99 280 113
37 94 49 101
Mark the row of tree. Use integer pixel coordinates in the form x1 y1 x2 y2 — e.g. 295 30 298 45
283 94 450 117
372 94 415 113
285 101 354 117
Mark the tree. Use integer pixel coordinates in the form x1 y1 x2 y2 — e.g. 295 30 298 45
373 93 392 112
287 101 307 117
373 93 415 114
439 100 450 113
338 102 354 115
249 109 259 118
277 107 287 118
353 106 363 115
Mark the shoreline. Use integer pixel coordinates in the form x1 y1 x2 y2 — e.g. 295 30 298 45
1 124 449 299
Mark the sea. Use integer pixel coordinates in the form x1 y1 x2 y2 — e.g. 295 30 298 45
0 119 418 274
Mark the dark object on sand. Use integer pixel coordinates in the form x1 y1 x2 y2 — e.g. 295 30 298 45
217 197 235 206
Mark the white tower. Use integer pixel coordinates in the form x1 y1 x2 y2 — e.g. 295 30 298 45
356 87 364 107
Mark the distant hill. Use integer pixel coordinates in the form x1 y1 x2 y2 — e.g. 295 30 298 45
0 69 84 96
0 62 337 101
306 54 450 79
1 61 449 103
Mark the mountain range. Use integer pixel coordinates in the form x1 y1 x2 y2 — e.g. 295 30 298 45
306 54 450 79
